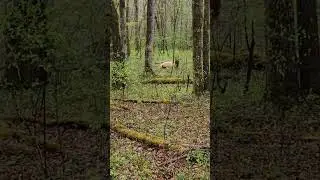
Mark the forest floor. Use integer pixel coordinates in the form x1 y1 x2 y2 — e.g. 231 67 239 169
111 97 320 179
211 100 320 179
109 52 319 179
111 99 210 179
0 117 106 180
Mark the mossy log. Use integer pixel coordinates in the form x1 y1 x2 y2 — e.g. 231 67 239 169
142 77 192 84
112 123 185 152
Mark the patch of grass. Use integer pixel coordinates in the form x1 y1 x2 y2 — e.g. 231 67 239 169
175 163 210 180
186 149 210 166
110 142 153 179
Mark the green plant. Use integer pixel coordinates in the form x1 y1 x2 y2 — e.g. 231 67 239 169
176 173 186 180
111 61 129 90
186 149 209 166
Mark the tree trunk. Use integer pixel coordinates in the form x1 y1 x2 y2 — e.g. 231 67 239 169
203 0 210 91
126 0 130 57
145 0 155 75
209 0 221 95
134 0 140 54
105 1 111 178
192 0 204 96
209 0 221 179
110 1 121 60
296 0 320 93
156 1 167 54
162 1 168 53
243 0 255 94
119 0 127 60
106 2 112 62
264 0 297 106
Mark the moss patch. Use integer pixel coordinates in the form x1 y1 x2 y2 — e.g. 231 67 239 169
112 123 185 152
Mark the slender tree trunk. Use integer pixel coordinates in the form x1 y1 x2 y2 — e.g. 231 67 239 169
105 1 111 178
119 0 127 59
108 1 121 60
140 1 147 59
126 0 130 57
162 1 168 53
203 0 210 91
170 0 182 76
172 0 181 64
192 0 204 96
179 4 184 49
156 1 168 54
209 0 221 179
134 0 139 53
244 20 255 94
145 0 155 75
243 0 255 94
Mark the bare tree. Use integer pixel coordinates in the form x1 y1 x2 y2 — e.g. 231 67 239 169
243 0 255 94
134 0 139 54
145 0 155 75
109 1 121 60
155 1 168 54
126 0 130 57
203 0 210 91
119 0 127 59
192 0 204 96
171 0 182 66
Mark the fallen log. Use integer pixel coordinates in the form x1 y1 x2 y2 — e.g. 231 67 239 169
111 123 185 152
142 77 192 84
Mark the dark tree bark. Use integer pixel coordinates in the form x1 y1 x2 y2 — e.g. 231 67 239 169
144 0 155 75
109 1 122 60
110 1 126 89
296 0 320 93
243 0 255 94
243 20 255 94
209 0 221 179
105 1 111 178
203 0 210 91
209 0 225 94
192 0 204 96
119 0 127 59
134 0 140 55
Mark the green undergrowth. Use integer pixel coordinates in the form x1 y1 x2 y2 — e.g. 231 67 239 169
110 137 153 179
111 49 266 179
111 50 197 101
111 49 266 104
